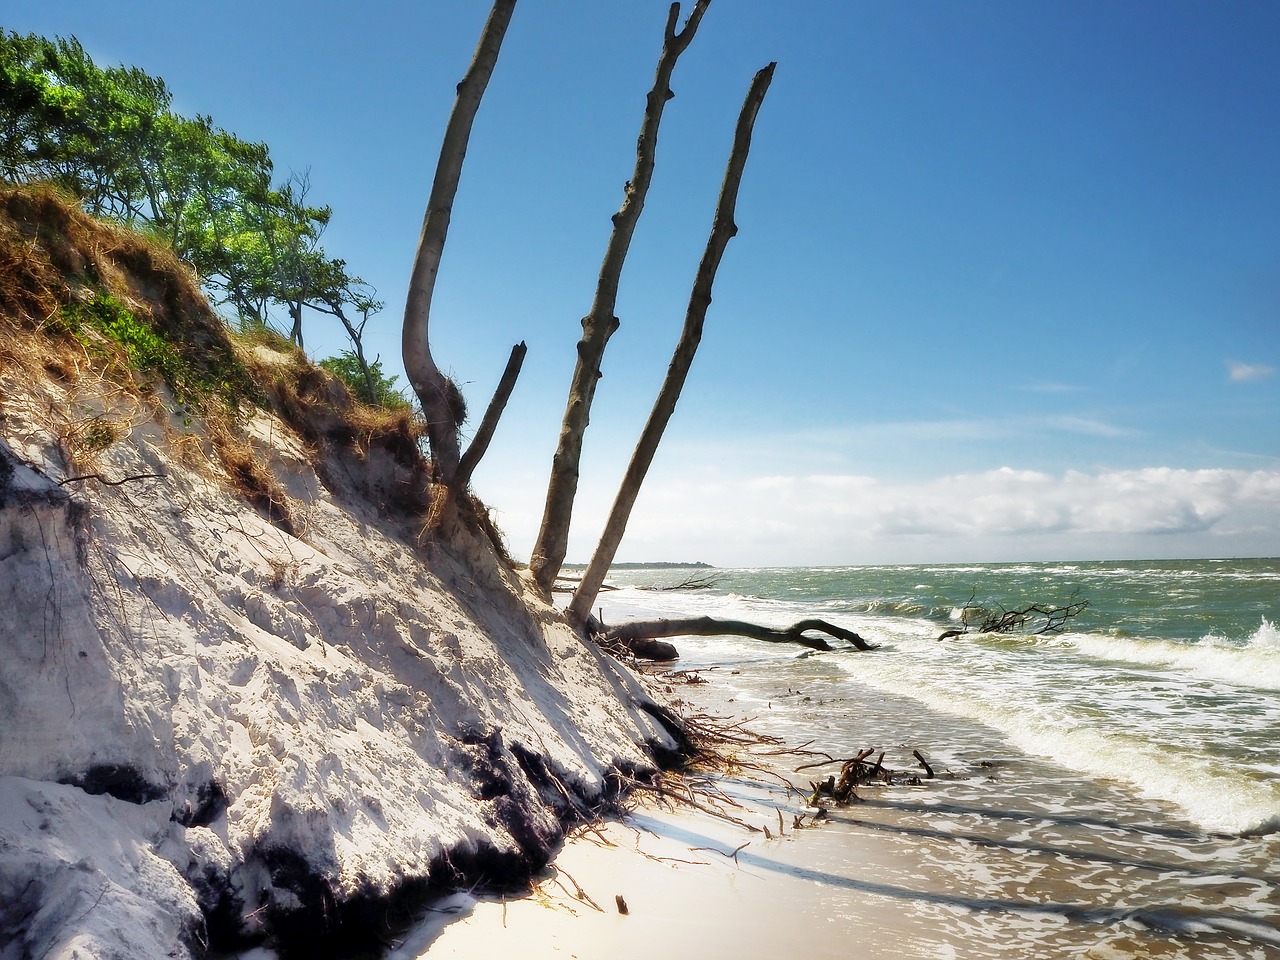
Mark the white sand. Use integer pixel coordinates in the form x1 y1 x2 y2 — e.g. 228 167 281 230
0 353 675 959
398 775 943 960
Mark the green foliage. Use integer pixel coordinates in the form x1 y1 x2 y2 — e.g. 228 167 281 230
1 29 382 359
58 290 251 411
319 351 410 409
60 290 183 381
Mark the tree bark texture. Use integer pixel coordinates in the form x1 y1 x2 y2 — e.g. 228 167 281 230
529 1 710 595
402 0 516 483
600 616 878 658
454 340 527 491
567 62 776 624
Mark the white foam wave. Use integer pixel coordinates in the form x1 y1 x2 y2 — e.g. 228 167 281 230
602 581 1280 834
1245 615 1280 650
1002 718 1280 837
1063 621 1280 691
864 670 1280 836
599 587 797 628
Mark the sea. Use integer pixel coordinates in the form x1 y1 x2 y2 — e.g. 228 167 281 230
592 558 1280 959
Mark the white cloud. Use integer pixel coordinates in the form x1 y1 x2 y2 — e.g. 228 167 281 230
1228 361 1275 383
509 465 1280 566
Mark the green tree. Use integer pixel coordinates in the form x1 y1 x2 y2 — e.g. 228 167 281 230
0 30 383 371
318 351 407 409
0 32 172 222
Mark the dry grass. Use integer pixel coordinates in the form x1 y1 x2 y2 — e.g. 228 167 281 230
0 183 252 405
459 493 517 567
0 182 89 331
0 182 520 563
209 429 299 537
0 183 283 527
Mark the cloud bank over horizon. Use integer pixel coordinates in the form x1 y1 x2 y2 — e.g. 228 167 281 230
488 465 1280 567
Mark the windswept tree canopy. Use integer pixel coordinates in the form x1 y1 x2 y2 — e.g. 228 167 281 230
0 30 383 375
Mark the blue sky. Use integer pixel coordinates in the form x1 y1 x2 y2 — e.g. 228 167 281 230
10 1 1279 564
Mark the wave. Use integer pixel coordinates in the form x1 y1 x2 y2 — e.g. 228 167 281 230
1062 619 1280 692
602 574 1280 835
837 653 1280 836
1000 711 1280 837
1241 615 1279 649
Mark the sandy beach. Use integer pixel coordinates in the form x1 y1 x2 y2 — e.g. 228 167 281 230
399 660 1280 960
399 808 929 959
395 768 948 960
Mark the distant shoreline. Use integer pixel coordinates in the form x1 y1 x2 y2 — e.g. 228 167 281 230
561 561 714 570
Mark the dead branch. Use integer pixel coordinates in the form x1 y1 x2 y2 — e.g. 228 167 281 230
554 867 603 912
567 61 776 623
913 749 934 779
402 0 516 483
552 574 617 594
637 572 721 591
801 747 926 805
530 0 711 595
453 340 526 491
627 780 759 832
691 840 751 863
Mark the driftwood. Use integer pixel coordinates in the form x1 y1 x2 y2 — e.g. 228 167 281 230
596 615 877 661
797 747 932 804
913 749 934 779
636 572 721 591
552 574 617 594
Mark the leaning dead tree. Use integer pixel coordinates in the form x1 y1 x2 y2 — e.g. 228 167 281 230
937 594 1090 641
567 63 776 625
596 616 877 662
402 0 520 486
530 0 710 596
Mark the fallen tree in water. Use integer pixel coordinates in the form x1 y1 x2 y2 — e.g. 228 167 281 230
637 571 721 591
937 594 1089 641
590 615 878 661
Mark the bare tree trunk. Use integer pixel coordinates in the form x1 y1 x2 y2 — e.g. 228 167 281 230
529 0 710 596
402 0 516 483
454 340 527 490
567 63 775 625
288 298 304 347
355 328 378 405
